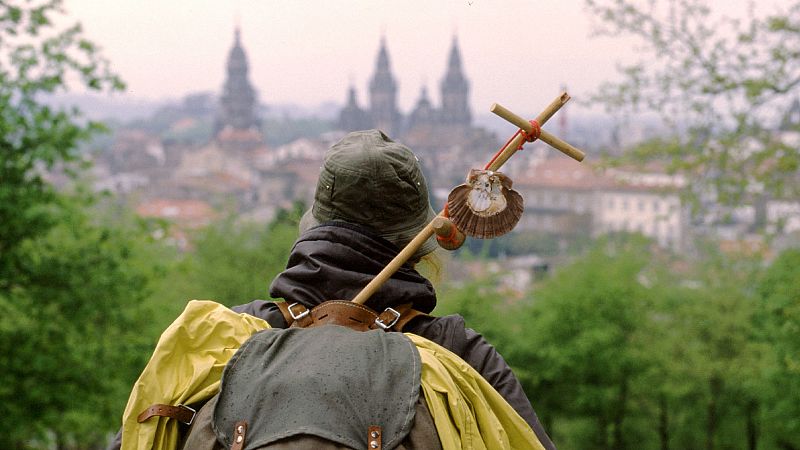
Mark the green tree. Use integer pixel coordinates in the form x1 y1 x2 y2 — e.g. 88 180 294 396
0 201 166 448
756 249 800 450
154 206 303 310
586 0 800 209
0 2 165 448
512 236 654 450
434 274 515 348
649 248 764 450
505 234 769 450
0 0 123 273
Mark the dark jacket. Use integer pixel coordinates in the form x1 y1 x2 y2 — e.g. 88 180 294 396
232 222 556 450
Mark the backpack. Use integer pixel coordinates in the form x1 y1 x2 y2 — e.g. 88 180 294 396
179 302 441 450
127 301 544 450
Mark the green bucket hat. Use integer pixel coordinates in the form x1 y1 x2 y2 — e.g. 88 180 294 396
299 130 438 260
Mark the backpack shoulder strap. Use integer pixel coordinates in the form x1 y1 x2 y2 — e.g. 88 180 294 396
275 301 427 332
275 301 294 327
391 304 427 332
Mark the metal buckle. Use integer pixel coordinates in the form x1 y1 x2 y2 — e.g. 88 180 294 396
178 404 197 426
375 307 401 330
287 302 309 320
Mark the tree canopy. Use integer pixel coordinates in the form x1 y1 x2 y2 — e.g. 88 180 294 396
436 235 798 450
0 2 153 448
586 0 800 210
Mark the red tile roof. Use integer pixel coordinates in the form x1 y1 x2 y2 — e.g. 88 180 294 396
136 199 216 228
515 157 615 190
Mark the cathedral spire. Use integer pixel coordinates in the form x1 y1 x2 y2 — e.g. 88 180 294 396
376 36 390 72
447 36 462 71
440 35 471 126
369 36 401 135
217 26 259 135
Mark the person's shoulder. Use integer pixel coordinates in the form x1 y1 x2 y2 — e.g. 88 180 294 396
407 313 466 331
404 313 469 354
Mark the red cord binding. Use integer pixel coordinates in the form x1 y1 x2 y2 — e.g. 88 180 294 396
520 120 541 144
484 120 541 170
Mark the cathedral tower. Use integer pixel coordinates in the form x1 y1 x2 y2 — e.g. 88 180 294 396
368 37 402 135
217 27 259 134
439 36 471 126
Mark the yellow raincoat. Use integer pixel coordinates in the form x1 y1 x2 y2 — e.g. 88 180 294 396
121 300 544 450
409 334 544 449
121 301 269 450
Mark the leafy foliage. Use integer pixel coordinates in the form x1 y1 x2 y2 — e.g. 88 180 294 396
586 0 800 209
434 234 798 450
756 249 800 449
0 0 124 286
512 236 653 449
0 2 158 448
2 2 798 450
0 198 168 448
146 204 304 315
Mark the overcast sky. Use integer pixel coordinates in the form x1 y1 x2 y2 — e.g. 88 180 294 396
62 0 773 116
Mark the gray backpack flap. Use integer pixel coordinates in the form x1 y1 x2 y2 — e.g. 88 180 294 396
213 326 422 450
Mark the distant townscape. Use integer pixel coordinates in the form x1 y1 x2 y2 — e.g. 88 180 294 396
82 27 800 264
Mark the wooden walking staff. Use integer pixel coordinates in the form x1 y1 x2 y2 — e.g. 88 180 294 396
351 92 585 305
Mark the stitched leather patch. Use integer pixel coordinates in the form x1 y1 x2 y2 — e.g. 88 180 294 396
368 425 383 449
230 421 247 450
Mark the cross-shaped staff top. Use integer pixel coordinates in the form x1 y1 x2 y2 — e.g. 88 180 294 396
487 93 585 171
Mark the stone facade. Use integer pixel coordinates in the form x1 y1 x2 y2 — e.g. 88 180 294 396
515 157 689 251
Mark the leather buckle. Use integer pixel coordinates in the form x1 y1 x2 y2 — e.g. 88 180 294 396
375 307 401 330
287 302 309 320
178 404 197 425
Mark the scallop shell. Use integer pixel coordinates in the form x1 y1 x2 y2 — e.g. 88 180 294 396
447 170 524 239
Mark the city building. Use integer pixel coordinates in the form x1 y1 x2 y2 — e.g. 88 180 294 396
337 36 473 136
214 27 263 149
515 157 689 251
91 25 799 260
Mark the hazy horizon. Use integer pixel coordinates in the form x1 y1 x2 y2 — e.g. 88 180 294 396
62 0 640 114
63 0 780 118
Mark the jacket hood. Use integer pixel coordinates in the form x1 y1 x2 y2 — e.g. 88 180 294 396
269 222 437 313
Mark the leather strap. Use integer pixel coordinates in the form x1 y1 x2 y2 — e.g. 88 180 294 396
307 301 380 331
276 301 293 326
368 425 383 449
378 303 427 331
277 301 313 328
276 301 427 332
391 305 425 331
137 403 196 425
231 421 247 450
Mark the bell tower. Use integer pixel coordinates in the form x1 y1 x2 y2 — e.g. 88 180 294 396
217 27 259 134
439 36 471 126
368 37 402 135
